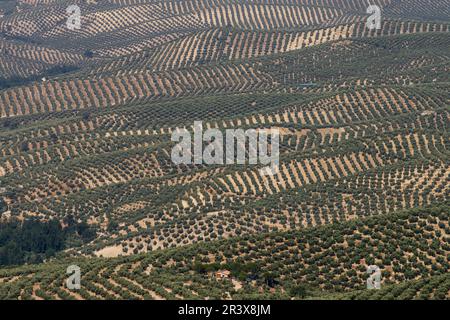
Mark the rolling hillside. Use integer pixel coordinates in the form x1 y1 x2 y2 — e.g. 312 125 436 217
0 0 448 300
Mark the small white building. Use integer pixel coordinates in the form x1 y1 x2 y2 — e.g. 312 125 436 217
215 270 231 280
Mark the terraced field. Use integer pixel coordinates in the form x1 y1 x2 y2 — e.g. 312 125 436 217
0 0 448 300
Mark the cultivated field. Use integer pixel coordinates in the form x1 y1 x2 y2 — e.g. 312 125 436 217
0 0 448 300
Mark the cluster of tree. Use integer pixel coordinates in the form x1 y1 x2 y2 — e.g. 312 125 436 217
84 50 94 58
63 215 96 247
0 198 6 212
193 261 285 289
0 65 79 90
288 283 314 298
0 216 96 266
193 261 261 281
